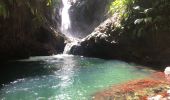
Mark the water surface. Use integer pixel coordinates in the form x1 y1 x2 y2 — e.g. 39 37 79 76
0 54 154 100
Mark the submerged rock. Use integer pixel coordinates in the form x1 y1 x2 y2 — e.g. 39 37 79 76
94 78 170 100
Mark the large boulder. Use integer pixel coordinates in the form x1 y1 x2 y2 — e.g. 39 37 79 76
70 16 130 59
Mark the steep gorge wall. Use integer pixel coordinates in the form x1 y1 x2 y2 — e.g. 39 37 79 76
70 0 170 66
68 0 112 38
0 0 114 60
0 0 65 60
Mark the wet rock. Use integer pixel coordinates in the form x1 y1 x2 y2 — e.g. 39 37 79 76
70 13 170 66
93 79 170 100
70 16 131 60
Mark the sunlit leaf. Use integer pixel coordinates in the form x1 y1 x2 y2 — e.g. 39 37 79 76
134 19 144 24
47 0 52 6
133 6 140 10
144 8 153 14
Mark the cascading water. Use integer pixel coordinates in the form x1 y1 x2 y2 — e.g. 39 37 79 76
63 40 78 54
61 0 72 36
61 0 79 54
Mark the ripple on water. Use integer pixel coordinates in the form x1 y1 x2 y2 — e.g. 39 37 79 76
0 55 154 100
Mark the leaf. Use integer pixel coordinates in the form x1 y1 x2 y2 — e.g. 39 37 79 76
144 8 153 14
133 6 140 10
47 0 52 6
134 19 144 24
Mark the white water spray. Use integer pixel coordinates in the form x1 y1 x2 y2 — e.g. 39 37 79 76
61 0 72 36
63 39 79 54
61 0 79 54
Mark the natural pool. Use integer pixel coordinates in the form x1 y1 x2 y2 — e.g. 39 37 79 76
0 54 154 100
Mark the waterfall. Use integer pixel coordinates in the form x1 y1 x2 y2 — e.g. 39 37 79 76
63 40 78 54
61 0 72 36
61 0 79 54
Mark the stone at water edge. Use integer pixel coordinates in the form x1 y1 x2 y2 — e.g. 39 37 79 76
167 90 170 96
148 95 163 100
164 67 170 83
164 67 170 76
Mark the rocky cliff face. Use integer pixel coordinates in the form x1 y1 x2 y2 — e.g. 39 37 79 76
69 0 112 38
0 0 65 60
70 16 131 60
0 0 113 60
70 0 170 66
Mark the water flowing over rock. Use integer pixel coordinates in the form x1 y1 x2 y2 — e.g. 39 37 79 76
60 0 78 54
61 0 72 36
59 0 111 38
60 0 113 54
67 0 170 66
63 38 79 54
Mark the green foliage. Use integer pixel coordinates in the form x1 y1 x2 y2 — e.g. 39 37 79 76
131 0 170 37
109 0 135 19
109 0 170 40
110 0 134 13
47 0 52 6
0 2 8 18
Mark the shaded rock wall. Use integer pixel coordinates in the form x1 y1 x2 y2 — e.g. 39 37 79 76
70 17 129 59
70 0 170 66
0 0 65 60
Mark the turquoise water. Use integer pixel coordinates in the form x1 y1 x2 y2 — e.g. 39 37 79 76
0 54 154 100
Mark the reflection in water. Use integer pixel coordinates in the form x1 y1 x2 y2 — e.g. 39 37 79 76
0 54 154 100
54 55 77 100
